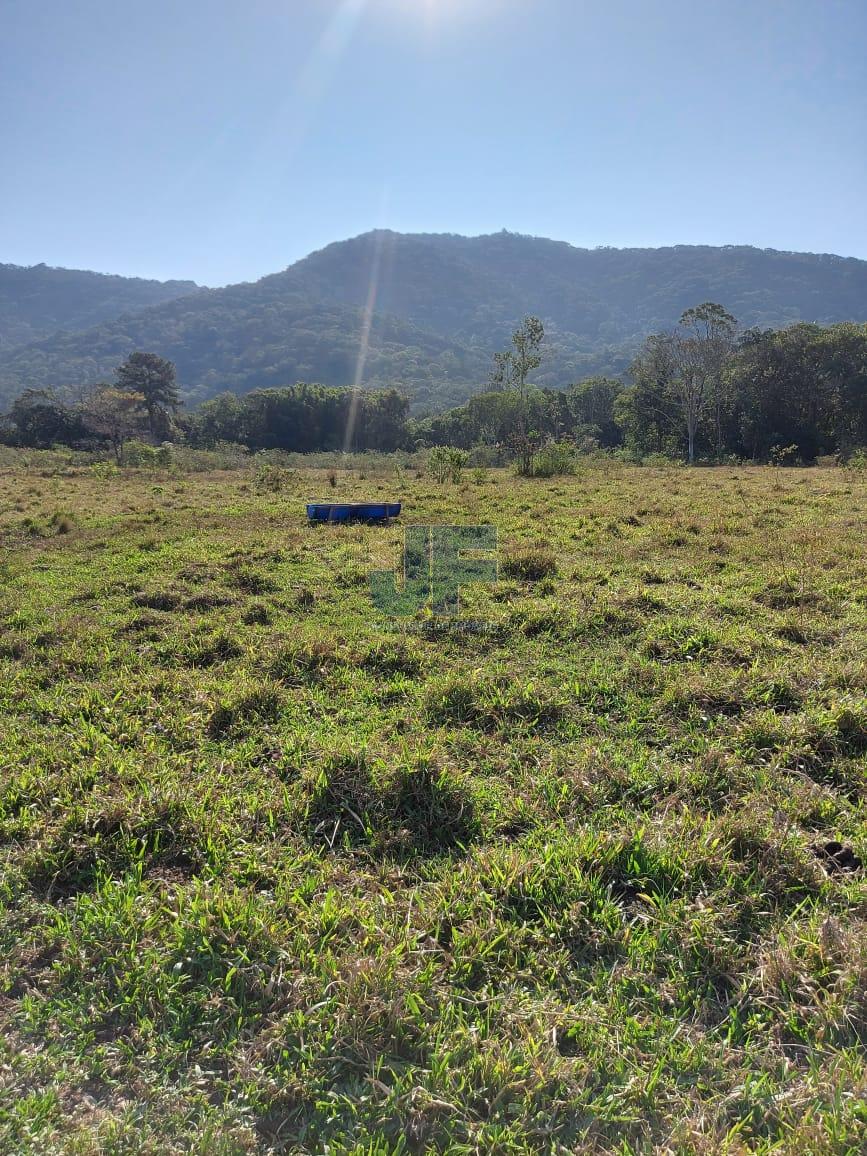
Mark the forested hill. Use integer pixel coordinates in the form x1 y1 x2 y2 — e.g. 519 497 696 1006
1 233 866 413
290 232 867 342
0 263 200 351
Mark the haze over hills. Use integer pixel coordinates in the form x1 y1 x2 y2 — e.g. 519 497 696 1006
0 262 199 352
1 232 866 413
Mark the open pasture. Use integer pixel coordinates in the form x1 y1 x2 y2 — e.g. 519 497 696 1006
0 459 865 1154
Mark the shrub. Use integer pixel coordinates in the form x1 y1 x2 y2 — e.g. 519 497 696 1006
48 511 73 535
770 443 801 467
90 460 120 480
429 446 468 483
270 637 343 683
132 589 183 611
306 751 375 843
467 444 504 468
226 567 279 595
424 673 564 731
253 461 288 492
528 441 576 477
641 451 681 467
242 602 272 625
122 440 159 468
181 631 243 667
359 638 424 677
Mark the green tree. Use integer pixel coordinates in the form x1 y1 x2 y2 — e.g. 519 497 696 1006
816 322 867 454
678 303 738 458
511 316 545 396
9 389 82 448
727 321 867 461
116 352 180 439
80 388 147 464
568 376 625 446
487 317 545 474
488 351 514 392
429 446 468 483
622 334 681 456
188 391 245 445
637 303 737 464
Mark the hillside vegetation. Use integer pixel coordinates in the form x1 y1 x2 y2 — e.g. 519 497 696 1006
1 234 866 412
6 315 866 468
0 263 199 352
0 455 865 1153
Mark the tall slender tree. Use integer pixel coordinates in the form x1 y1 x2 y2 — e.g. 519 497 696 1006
678 303 738 459
487 317 545 473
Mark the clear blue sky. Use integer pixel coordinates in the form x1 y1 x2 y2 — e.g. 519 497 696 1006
2 0 865 285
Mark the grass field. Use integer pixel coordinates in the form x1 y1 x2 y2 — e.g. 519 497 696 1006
0 456 865 1154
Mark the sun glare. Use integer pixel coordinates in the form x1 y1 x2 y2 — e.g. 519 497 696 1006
379 0 495 29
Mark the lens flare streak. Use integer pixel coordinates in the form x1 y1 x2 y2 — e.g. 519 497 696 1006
343 227 386 453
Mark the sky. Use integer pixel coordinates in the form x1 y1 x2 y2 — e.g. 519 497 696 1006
1 0 865 286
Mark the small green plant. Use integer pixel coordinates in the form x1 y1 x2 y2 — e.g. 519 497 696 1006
90 460 120 480
253 461 288 492
770 443 801 466
429 446 468 483
641 451 681 467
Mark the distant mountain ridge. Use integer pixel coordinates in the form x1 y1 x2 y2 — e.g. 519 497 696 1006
0 262 200 352
0 232 865 413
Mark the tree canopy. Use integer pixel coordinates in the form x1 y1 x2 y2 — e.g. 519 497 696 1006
2 318 866 465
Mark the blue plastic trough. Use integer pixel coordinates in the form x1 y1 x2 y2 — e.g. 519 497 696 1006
306 501 401 523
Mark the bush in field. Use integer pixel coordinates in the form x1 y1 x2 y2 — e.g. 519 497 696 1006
115 440 175 469
122 440 159 468
429 446 468 483
528 440 577 477
254 461 289 492
90 460 120 480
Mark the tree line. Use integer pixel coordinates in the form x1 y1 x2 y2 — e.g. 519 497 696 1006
0 355 411 459
1 307 866 463
415 310 867 464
